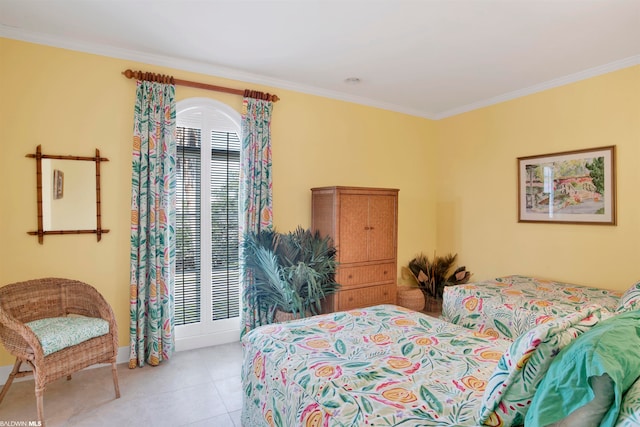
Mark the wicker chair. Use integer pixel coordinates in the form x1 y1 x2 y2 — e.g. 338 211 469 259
0 278 120 424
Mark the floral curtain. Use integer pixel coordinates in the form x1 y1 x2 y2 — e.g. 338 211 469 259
128 80 176 368
240 97 274 334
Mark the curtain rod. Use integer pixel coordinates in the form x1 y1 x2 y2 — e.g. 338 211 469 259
121 69 280 102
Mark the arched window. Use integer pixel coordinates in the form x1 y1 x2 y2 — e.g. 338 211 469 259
175 98 241 348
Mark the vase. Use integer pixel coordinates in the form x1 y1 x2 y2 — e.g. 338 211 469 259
424 295 443 314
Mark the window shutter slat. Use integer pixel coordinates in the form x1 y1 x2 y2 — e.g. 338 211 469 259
175 127 202 325
175 124 241 326
210 130 240 320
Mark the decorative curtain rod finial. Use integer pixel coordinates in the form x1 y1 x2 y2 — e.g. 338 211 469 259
122 68 279 102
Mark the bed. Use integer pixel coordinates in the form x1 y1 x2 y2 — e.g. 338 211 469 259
241 303 640 426
441 275 622 340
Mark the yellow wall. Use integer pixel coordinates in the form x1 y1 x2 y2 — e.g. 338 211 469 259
0 38 437 365
436 65 640 288
1 37 639 368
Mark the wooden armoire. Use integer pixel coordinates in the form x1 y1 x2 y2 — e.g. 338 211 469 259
311 186 398 312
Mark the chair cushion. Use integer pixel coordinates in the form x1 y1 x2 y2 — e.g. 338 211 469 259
26 316 110 356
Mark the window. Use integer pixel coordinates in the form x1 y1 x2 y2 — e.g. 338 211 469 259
174 98 242 349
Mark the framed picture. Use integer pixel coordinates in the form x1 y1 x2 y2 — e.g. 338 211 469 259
53 169 64 200
518 146 616 225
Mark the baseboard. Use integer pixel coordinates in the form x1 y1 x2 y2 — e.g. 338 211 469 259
0 333 241 386
116 345 131 364
0 346 131 386
175 329 241 352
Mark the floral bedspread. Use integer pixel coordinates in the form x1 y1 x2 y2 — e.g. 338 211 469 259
241 304 512 427
442 275 622 340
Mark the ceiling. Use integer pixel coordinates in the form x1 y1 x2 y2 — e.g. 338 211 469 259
1 0 639 119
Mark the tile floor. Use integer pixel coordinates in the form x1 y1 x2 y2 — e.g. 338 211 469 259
0 341 243 427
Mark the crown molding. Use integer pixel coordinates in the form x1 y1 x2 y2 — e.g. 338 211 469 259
2 24 637 121
0 24 434 119
433 54 640 120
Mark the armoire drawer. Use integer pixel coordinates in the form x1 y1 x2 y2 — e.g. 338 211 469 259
337 263 395 287
337 284 396 311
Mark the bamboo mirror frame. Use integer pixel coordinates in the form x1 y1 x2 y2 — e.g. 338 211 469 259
26 145 109 243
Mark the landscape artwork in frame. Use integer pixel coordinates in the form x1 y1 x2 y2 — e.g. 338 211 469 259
518 146 616 225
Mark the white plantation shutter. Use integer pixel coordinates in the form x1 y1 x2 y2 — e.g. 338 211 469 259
175 103 241 328
210 130 240 320
176 126 202 325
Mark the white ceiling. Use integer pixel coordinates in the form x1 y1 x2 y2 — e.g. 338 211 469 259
1 0 639 119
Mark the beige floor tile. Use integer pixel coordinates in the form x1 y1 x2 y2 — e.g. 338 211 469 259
215 376 243 413
185 412 235 427
228 409 243 427
197 342 244 382
0 342 243 426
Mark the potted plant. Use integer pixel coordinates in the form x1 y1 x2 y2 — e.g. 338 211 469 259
243 227 340 325
406 252 472 312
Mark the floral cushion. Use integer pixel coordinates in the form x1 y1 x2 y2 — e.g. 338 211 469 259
616 281 640 312
616 376 640 426
478 304 610 426
26 316 109 356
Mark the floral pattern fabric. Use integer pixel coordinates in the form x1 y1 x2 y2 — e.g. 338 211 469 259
442 275 621 340
129 80 176 368
241 304 513 426
26 317 109 356
617 281 640 312
240 97 274 334
478 304 611 426
239 97 273 236
616 377 640 426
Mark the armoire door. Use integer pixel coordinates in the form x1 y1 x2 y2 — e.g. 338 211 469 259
368 194 397 261
339 194 369 264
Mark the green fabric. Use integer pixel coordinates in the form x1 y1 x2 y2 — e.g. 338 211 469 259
478 304 610 426
525 310 640 427
240 97 274 335
27 317 109 356
129 79 177 367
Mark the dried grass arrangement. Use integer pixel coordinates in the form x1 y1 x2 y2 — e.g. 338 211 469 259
406 253 472 300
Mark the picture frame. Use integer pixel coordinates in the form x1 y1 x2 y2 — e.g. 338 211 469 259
518 146 616 225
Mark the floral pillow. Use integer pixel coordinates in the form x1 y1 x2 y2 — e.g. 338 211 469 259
478 304 610 426
616 376 640 426
616 281 640 312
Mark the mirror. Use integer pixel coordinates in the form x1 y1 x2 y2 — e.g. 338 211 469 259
42 159 97 230
27 145 109 243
